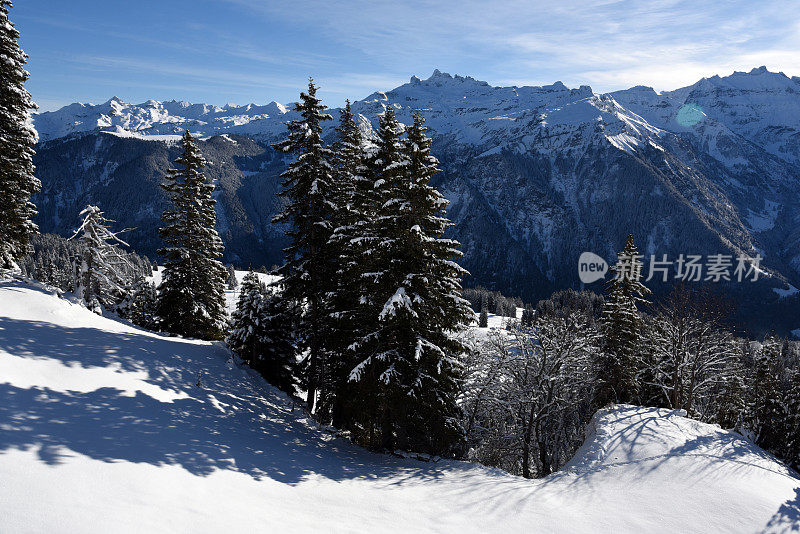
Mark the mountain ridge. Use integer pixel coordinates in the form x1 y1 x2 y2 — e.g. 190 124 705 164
29 67 800 335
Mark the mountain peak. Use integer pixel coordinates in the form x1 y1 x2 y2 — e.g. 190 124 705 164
419 70 490 87
429 69 451 80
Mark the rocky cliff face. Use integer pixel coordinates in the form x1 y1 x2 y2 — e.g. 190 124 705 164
31 68 800 335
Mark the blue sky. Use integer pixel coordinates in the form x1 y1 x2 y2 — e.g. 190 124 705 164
13 0 800 111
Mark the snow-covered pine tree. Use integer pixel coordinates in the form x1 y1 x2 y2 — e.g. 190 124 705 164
714 354 747 430
226 264 238 290
0 1 40 269
253 285 297 395
228 271 269 366
227 271 296 394
119 276 159 330
745 337 788 453
596 234 651 406
322 99 375 426
70 205 133 313
479 308 488 328
157 131 227 340
272 79 337 413
785 368 800 469
349 109 472 456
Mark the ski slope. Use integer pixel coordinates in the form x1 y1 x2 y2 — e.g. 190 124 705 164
0 278 798 533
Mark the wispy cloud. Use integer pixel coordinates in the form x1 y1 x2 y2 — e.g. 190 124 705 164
221 0 800 93
17 0 800 108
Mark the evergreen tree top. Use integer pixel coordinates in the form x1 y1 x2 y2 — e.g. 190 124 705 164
274 78 333 155
606 233 651 303
173 131 206 170
336 100 362 149
379 105 405 141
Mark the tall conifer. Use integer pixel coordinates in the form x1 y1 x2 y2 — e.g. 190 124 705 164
0 1 40 268
272 79 337 413
349 109 471 455
157 131 227 340
597 234 651 406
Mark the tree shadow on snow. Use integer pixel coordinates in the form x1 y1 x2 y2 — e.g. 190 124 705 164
0 294 467 485
765 488 800 533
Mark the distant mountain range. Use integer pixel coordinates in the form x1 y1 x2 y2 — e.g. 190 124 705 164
31 67 800 335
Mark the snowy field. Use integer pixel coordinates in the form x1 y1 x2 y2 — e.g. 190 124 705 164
0 278 798 533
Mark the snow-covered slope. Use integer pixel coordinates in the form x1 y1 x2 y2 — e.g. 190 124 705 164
1 279 798 533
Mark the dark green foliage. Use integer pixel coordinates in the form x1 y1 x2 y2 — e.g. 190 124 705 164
227 272 297 394
596 234 651 406
714 354 747 429
157 131 227 340
323 100 373 426
520 306 534 327
746 337 788 453
0 1 40 268
478 308 488 328
272 79 337 412
226 264 238 290
119 276 159 330
227 271 267 365
347 110 472 455
785 369 800 469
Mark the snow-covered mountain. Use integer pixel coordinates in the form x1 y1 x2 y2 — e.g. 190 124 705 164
34 98 290 142
30 68 800 335
1 278 798 533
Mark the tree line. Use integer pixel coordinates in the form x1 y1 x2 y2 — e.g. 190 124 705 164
461 235 800 477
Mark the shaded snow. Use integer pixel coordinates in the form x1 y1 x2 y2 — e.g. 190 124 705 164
0 279 798 533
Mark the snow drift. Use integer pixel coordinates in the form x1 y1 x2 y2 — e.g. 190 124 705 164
0 279 798 533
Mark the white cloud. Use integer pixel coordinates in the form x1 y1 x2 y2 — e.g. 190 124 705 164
223 0 800 93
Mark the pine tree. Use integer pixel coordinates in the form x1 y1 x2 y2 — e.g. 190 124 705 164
478 294 489 327
119 276 159 330
228 271 269 366
0 1 40 269
253 286 297 395
349 109 472 455
715 356 747 429
70 205 132 313
272 79 337 413
157 131 227 340
324 99 374 426
226 264 238 290
785 368 800 469
596 234 651 406
746 337 787 453
227 272 296 394
479 308 489 328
